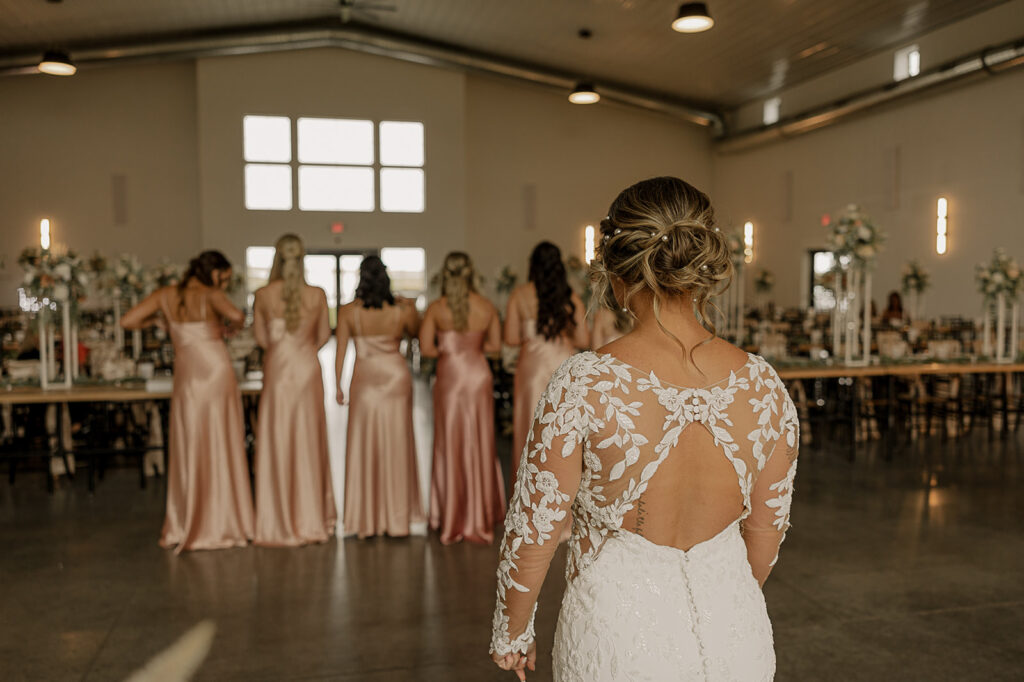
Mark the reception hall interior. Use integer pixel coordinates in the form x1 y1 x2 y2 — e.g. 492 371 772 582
2 0 1024 680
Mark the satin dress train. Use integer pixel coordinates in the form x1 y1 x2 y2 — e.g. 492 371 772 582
254 317 337 547
430 330 506 544
512 319 574 462
344 309 423 538
159 292 254 552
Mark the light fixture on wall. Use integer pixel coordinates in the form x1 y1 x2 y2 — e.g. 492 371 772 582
672 3 714 33
743 221 754 264
569 81 600 104
584 225 596 264
38 50 76 76
40 219 51 250
936 197 948 255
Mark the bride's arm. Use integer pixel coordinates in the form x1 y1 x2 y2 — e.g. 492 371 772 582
742 388 800 587
490 359 585 665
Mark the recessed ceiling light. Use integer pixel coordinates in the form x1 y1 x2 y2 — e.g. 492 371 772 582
38 50 76 76
569 81 600 104
672 3 714 33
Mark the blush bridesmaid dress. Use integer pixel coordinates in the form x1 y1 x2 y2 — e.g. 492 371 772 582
512 319 574 464
159 290 254 552
431 329 506 544
344 306 424 538
254 312 337 547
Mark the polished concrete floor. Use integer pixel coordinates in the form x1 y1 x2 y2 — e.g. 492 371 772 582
2 432 1024 681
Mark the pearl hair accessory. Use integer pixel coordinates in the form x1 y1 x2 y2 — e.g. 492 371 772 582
661 235 669 242
614 228 622 235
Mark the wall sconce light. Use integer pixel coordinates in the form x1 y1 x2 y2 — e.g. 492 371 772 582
743 221 754 264
584 224 595 264
40 219 51 250
936 197 948 255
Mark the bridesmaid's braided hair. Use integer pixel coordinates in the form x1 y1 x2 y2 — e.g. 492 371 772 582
268 234 306 333
356 256 396 310
590 176 733 369
441 252 476 332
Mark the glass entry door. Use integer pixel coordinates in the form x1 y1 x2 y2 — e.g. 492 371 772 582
306 250 378 326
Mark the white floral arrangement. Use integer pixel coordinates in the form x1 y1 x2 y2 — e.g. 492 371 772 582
95 253 147 299
145 260 184 292
754 268 775 293
827 204 886 265
18 247 90 313
976 247 1023 302
900 260 930 295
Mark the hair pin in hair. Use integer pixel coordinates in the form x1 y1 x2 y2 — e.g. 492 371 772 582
602 234 610 242
701 264 709 271
661 235 669 242
614 228 622 235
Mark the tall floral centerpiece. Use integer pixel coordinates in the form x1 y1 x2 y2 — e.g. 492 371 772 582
722 229 746 343
96 253 147 355
900 260 930 322
828 205 886 365
18 247 90 387
975 248 1022 361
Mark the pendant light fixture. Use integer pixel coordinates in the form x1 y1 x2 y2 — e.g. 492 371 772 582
569 81 600 104
672 3 714 33
38 50 76 76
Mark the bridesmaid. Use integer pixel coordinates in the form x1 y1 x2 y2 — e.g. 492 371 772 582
419 252 506 545
505 242 589 464
252 234 336 547
335 256 423 538
121 250 253 552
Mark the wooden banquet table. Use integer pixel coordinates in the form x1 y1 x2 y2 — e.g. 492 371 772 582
0 381 263 491
774 360 1024 381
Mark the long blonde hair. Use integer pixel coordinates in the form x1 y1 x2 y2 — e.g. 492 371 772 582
591 177 733 371
268 234 306 332
441 252 476 331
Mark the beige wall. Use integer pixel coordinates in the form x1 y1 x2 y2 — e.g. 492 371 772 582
464 73 714 297
195 48 467 278
0 62 201 305
713 67 1024 317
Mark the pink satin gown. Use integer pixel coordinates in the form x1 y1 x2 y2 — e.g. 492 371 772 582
159 291 254 552
344 307 423 538
512 319 574 463
431 330 506 544
254 317 337 547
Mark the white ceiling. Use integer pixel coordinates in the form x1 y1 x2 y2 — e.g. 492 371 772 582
0 0 1011 108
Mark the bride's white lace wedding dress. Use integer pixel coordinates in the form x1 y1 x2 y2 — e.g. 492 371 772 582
490 351 799 681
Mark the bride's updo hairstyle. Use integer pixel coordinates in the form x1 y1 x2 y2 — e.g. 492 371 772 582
441 251 477 332
592 176 733 367
268 234 306 332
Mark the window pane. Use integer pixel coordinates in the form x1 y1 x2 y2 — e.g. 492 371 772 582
245 164 292 210
379 121 424 167
381 247 426 295
303 254 339 312
243 115 291 163
380 167 425 213
298 165 375 212
298 118 374 165
340 255 365 304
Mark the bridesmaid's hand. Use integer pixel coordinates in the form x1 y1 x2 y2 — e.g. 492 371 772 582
336 387 346 405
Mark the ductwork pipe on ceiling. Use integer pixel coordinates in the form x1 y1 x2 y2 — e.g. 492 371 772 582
0 23 724 133
716 37 1024 154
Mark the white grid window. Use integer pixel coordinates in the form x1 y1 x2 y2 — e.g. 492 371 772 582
243 116 425 214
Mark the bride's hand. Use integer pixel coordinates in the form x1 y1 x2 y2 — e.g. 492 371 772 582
491 643 536 680
335 388 346 405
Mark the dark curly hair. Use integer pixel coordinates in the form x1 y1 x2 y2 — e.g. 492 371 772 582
529 241 576 341
179 250 231 292
355 255 395 309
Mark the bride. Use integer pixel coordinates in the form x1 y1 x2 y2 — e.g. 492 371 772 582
489 177 799 681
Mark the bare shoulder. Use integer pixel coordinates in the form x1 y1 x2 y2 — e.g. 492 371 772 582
470 291 496 313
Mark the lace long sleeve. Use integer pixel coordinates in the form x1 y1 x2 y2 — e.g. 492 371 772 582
490 361 586 656
742 391 800 586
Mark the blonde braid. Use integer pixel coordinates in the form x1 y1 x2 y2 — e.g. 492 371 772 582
268 234 306 333
441 252 476 332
